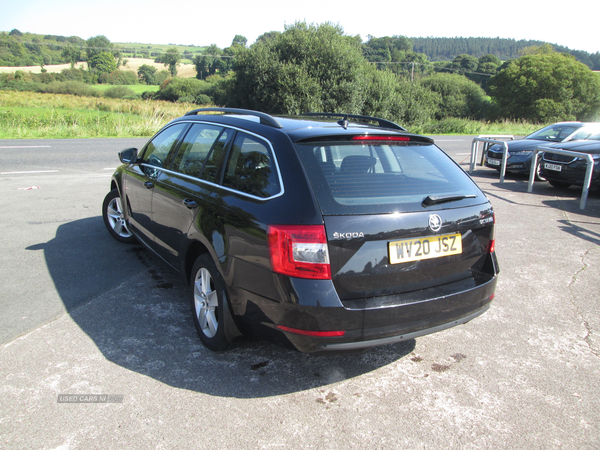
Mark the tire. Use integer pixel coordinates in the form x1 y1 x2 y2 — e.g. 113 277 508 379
102 189 137 244
548 180 572 189
190 254 231 351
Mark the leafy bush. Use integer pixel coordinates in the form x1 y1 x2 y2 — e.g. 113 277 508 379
154 70 170 86
155 77 213 104
39 81 101 97
419 73 489 120
103 86 138 99
98 69 138 85
57 68 93 83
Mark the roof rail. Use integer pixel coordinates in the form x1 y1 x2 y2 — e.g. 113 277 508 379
300 113 406 131
185 107 283 129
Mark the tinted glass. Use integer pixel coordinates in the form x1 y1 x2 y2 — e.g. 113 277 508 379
570 126 600 141
200 129 230 184
296 142 482 214
222 132 280 198
526 124 581 142
142 123 188 168
172 124 223 177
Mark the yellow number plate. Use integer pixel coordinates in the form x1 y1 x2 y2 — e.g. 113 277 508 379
389 233 462 264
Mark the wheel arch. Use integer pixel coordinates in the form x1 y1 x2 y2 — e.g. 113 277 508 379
183 240 211 285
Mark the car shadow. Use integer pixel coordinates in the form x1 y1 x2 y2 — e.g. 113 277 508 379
31 216 415 399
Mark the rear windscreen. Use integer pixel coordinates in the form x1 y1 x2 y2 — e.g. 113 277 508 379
295 141 483 215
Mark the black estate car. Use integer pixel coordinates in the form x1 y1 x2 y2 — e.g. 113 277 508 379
540 133 600 189
103 108 499 354
484 122 600 178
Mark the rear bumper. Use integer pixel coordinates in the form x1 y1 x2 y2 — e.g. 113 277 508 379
320 304 490 352
234 269 497 354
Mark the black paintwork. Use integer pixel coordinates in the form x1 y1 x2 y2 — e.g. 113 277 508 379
107 110 499 353
540 139 600 188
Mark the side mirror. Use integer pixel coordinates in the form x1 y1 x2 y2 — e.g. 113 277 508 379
119 148 138 164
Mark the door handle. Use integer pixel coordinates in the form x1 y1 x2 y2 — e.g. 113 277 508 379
144 181 154 189
183 198 198 209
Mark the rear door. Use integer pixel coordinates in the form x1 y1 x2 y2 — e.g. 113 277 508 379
150 123 231 267
295 137 495 303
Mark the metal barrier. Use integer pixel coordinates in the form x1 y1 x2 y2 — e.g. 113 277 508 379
469 135 514 183
528 146 595 210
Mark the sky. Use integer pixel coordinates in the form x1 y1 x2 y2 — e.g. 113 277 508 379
2 0 599 54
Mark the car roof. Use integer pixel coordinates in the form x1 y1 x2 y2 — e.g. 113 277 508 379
180 108 434 144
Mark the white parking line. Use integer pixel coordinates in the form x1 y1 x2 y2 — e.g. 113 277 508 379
1 170 59 175
0 146 51 149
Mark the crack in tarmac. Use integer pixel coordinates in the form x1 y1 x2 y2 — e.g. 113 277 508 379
567 247 599 358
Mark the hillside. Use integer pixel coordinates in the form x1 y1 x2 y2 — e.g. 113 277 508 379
410 37 600 68
2 29 599 71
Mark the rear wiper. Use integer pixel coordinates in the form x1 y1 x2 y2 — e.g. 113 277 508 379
422 194 477 207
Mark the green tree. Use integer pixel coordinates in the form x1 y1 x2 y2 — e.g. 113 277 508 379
61 44 81 68
255 31 281 45
488 52 600 122
231 35 247 47
451 54 479 73
233 22 368 114
137 64 157 84
163 48 181 77
86 35 112 61
231 22 439 126
193 45 227 79
518 43 554 56
89 52 117 75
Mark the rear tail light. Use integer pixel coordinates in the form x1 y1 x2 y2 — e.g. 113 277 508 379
267 225 331 280
489 212 496 253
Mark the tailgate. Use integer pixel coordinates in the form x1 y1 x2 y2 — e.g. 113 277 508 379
324 206 495 302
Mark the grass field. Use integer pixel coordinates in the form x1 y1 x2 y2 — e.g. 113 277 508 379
94 84 160 94
0 90 543 139
0 91 196 139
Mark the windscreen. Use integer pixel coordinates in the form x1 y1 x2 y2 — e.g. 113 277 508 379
295 141 483 215
525 124 581 142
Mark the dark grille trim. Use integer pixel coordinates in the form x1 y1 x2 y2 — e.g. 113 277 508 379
542 152 580 164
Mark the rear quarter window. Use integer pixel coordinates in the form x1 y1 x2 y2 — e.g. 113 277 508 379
296 141 483 214
222 132 281 198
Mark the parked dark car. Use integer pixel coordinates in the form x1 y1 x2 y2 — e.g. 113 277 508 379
539 133 600 189
102 108 499 354
484 122 600 178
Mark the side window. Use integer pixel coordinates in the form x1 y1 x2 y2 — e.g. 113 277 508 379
141 123 187 176
200 129 230 184
172 124 223 177
222 133 280 198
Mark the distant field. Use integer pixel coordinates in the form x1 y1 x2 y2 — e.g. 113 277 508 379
115 42 205 63
0 58 197 78
94 85 160 94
